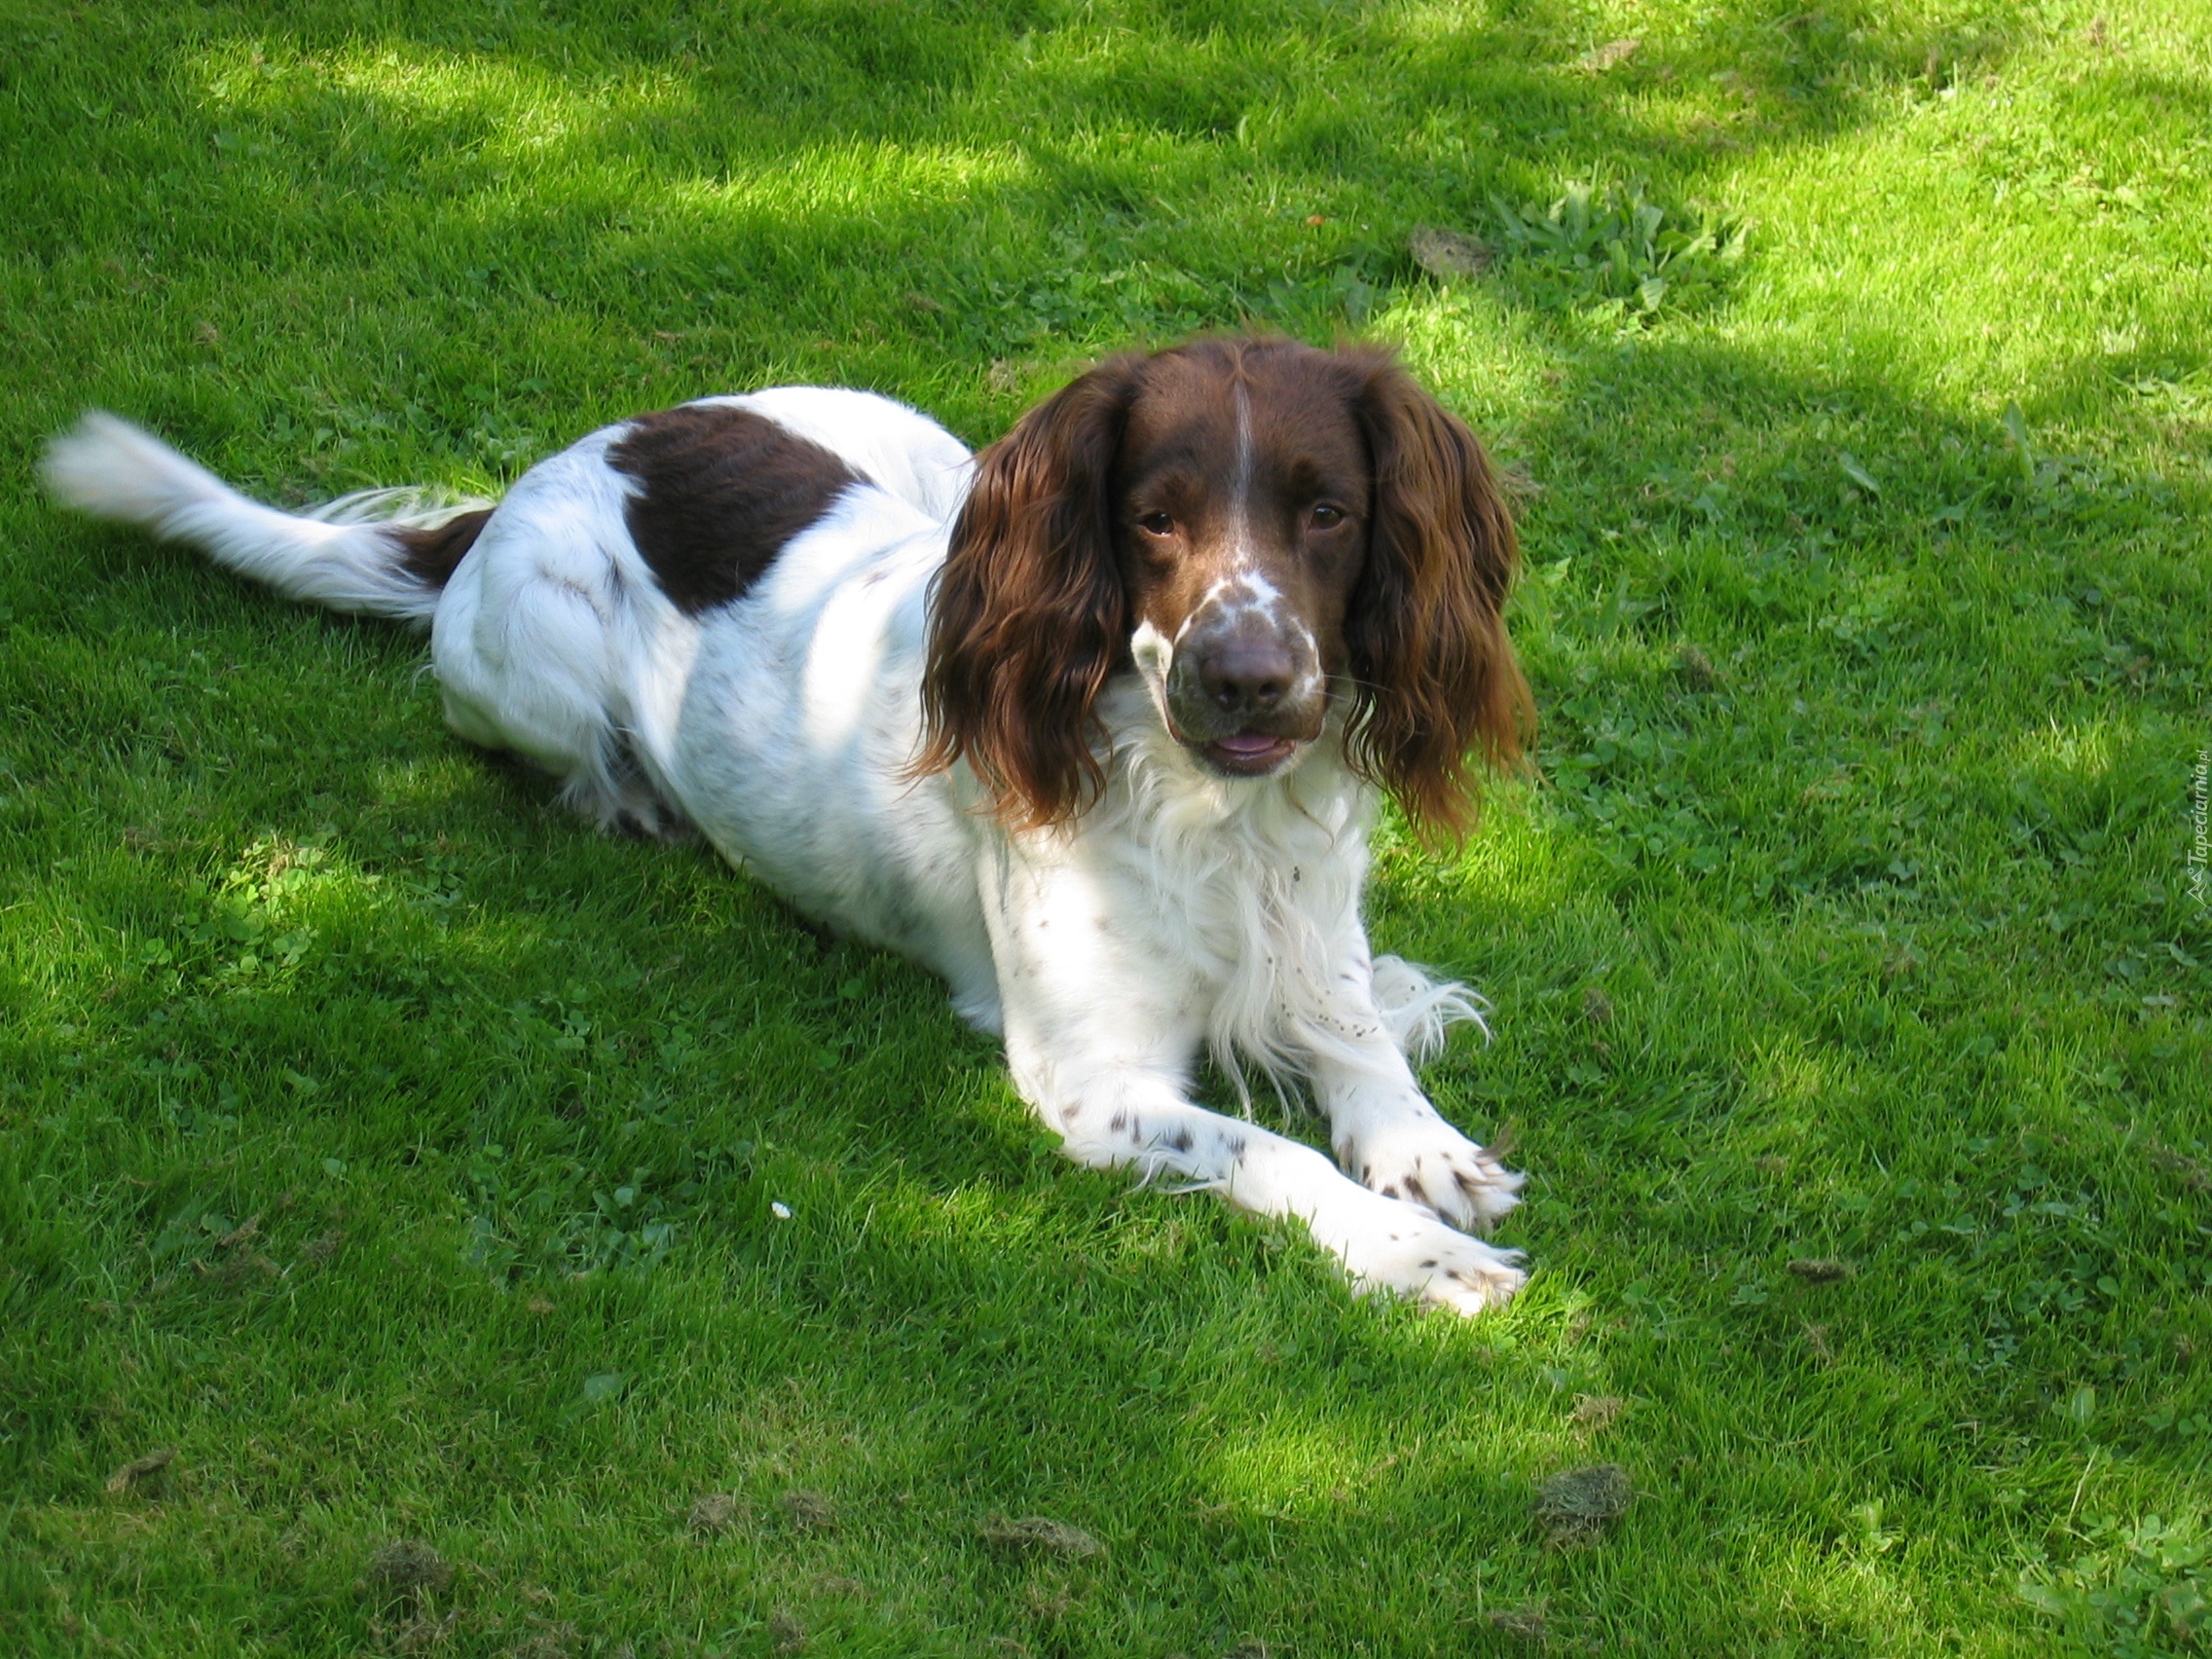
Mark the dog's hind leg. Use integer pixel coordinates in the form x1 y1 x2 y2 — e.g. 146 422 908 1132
425 461 688 838
584 737 692 842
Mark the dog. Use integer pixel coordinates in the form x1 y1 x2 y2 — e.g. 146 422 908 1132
44 336 1534 1313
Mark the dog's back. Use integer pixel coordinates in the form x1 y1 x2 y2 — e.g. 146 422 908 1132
43 391 973 842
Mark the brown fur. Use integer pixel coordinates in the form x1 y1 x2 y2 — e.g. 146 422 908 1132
609 402 864 615
389 507 494 590
1341 349 1532 839
915 356 1144 830
917 337 1530 839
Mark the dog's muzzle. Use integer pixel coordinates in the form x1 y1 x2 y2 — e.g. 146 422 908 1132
1167 606 1325 777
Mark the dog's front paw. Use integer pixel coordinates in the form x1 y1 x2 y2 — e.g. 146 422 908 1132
1330 1195 1527 1315
1336 1111 1524 1234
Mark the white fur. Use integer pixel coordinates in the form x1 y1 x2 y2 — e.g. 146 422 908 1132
43 389 1527 1314
39 411 488 621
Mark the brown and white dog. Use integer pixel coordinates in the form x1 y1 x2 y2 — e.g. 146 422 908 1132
45 336 1535 1312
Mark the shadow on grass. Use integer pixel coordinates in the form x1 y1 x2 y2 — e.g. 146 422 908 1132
4 0 2048 459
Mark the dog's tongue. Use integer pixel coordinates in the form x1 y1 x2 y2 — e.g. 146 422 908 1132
1214 732 1282 756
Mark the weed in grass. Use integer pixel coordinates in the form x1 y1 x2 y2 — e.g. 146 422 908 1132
779 1489 837 1531
1674 641 1720 690
1482 1601 1550 1643
2020 1511 2212 1656
687 1492 741 1537
977 1516 1107 1561
361 1539 454 1606
100 1447 176 1496
1534 1463 1635 1547
1489 177 1749 322
1408 225 1493 281
1568 1393 1627 1434
1575 39 1644 75
1786 1256 1853 1282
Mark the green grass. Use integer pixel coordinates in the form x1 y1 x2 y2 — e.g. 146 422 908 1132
4 0 2209 1653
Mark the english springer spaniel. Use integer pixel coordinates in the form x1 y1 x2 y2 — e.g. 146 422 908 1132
44 337 1534 1313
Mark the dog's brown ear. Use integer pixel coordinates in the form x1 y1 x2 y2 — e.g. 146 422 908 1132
916 355 1144 829
1343 352 1532 842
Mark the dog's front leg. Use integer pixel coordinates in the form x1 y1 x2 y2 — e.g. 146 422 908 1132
985 859 1521 1312
1312 1042 1524 1235
1308 951 1525 1235
1030 1053 1525 1313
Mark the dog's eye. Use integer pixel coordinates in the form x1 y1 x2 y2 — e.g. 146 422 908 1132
1310 503 1346 529
1138 511 1176 536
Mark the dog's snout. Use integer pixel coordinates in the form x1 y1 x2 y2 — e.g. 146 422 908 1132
1165 600 1324 745
1198 635 1295 713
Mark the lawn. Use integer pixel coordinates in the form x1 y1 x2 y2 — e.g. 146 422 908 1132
3 0 2209 1653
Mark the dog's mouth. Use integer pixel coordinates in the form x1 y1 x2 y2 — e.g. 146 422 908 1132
1195 730 1302 776
1136 645 1319 780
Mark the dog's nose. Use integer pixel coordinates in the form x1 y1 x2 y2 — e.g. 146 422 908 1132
1197 636 1294 712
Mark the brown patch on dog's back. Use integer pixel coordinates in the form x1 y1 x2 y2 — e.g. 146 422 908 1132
609 402 865 615
389 507 493 590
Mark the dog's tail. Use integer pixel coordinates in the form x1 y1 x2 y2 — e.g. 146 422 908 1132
40 411 495 626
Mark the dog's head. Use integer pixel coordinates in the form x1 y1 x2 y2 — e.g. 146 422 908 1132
918 337 1530 836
